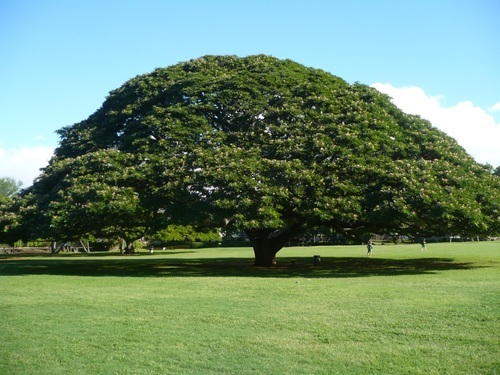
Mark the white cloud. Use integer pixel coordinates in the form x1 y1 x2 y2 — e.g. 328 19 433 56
371 83 500 167
0 146 54 188
489 102 500 112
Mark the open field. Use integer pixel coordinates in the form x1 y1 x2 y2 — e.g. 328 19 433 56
1 241 499 374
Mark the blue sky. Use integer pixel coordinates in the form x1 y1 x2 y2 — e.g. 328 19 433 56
1 0 499 186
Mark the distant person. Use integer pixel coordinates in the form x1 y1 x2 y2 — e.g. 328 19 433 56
421 239 426 251
367 240 373 257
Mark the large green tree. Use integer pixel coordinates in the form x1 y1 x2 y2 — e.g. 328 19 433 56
5 55 500 264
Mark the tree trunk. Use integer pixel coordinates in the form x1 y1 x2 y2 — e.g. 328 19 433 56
121 237 136 254
246 223 303 267
51 241 63 254
250 231 278 266
124 242 135 254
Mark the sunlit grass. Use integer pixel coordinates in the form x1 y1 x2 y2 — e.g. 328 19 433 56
1 241 499 374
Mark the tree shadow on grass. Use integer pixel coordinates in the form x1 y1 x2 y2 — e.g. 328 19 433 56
0 255 485 278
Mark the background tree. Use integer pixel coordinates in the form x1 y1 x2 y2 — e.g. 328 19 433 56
7 55 500 265
0 177 23 198
150 225 221 246
0 178 24 246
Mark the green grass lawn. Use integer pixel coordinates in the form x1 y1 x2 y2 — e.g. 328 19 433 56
1 241 499 374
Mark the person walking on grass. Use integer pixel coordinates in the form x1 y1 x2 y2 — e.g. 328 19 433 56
421 239 426 251
367 240 373 257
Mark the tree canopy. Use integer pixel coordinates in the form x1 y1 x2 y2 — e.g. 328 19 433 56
2 55 499 264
